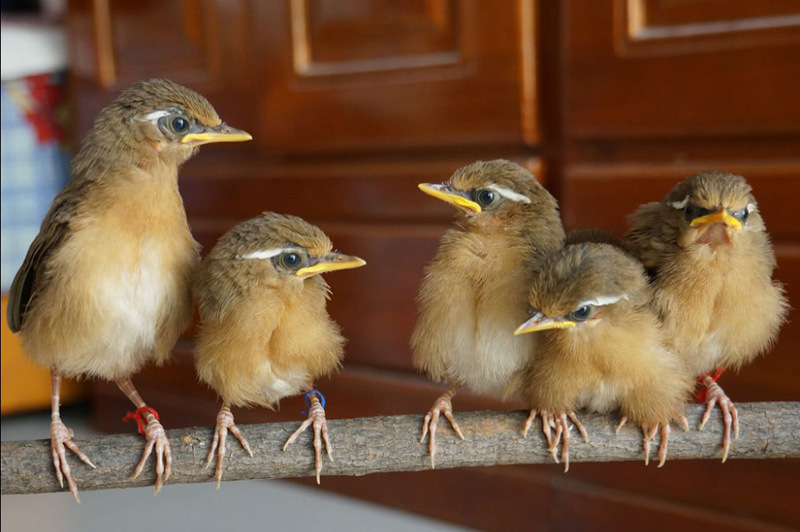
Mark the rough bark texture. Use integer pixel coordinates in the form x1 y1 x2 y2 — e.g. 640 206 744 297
2 402 798 496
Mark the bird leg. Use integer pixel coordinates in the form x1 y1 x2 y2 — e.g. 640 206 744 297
698 375 739 462
116 378 171 495
420 385 464 469
49 372 96 503
283 388 332 484
205 404 253 488
539 410 588 473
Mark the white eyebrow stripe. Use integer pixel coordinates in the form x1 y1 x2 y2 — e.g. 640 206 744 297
141 110 172 121
669 196 689 210
577 294 628 308
487 184 531 204
240 248 285 260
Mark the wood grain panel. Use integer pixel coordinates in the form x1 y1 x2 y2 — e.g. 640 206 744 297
250 0 533 152
563 0 800 137
622 0 800 53
293 0 460 73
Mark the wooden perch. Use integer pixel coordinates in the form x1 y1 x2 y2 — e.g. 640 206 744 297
2 402 798 496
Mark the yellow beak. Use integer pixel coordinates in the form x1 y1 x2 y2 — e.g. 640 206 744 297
689 208 742 231
514 313 576 335
295 253 366 277
181 123 252 145
418 183 481 213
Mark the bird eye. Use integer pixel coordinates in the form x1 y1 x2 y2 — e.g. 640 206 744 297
568 305 596 322
683 203 712 224
729 208 748 223
276 251 305 271
474 189 497 207
169 116 189 134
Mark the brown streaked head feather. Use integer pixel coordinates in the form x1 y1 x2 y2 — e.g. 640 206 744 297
208 212 333 262
528 243 649 318
193 212 337 324
664 171 755 214
447 159 565 252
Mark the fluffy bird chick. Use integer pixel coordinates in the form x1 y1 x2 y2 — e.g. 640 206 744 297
511 243 693 471
193 212 366 486
623 171 788 461
7 78 251 501
411 160 565 467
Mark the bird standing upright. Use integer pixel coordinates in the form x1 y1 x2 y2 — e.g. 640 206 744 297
511 242 693 471
411 159 565 467
193 212 366 486
623 171 788 461
6 78 252 501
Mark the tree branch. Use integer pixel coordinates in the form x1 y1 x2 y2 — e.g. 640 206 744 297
2 402 798 495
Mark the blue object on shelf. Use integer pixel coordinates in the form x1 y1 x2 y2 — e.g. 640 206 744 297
1 72 70 291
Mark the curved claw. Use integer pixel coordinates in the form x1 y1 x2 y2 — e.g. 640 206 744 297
698 378 739 462
283 394 332 484
50 419 96 503
615 415 628 434
206 406 252 489
521 410 538 438
641 421 672 467
419 389 462 469
132 416 171 496
539 410 585 472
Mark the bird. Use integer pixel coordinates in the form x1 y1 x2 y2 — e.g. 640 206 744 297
6 78 252 501
192 211 366 486
511 242 694 471
623 171 788 462
410 159 565 468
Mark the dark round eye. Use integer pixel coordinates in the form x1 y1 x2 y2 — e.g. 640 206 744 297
568 305 596 322
729 208 749 222
169 116 189 134
684 203 712 223
474 189 496 207
278 251 303 270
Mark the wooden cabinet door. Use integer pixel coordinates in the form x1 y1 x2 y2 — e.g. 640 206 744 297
251 0 536 152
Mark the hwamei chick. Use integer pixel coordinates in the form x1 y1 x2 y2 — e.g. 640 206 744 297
193 212 366 486
411 159 565 467
6 78 251 501
511 242 693 471
623 171 788 461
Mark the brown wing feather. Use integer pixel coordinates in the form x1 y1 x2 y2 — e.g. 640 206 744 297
6 183 85 332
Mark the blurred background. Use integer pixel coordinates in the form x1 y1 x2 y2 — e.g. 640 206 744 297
1 1 799 530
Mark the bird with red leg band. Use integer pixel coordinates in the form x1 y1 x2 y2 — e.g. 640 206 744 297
5 78 252 501
624 171 788 462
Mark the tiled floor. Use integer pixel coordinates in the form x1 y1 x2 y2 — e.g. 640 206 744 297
1 406 470 532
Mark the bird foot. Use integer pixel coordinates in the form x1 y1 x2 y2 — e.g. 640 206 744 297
205 406 253 488
50 417 96 503
283 393 332 484
539 410 588 473
641 421 671 467
420 390 464 469
698 377 739 462
130 411 171 496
